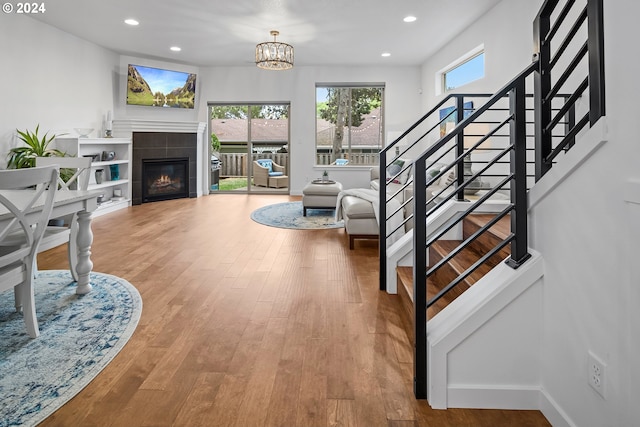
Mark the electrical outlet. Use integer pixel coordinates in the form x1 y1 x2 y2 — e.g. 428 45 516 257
588 351 606 398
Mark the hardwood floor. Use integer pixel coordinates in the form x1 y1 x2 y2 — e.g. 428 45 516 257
36 194 550 427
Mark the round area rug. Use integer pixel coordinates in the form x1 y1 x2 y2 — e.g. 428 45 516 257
0 270 142 427
251 201 343 229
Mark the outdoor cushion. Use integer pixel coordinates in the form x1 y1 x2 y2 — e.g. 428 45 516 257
268 171 284 177
256 159 273 172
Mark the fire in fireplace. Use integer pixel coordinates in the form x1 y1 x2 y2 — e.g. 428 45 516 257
142 158 189 203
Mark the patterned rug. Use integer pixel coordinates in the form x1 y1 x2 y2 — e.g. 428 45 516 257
0 270 142 427
250 201 343 229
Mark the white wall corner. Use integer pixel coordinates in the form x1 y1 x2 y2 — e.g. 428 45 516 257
539 389 578 427
426 251 545 409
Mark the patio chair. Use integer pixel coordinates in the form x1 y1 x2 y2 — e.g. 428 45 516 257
253 159 286 188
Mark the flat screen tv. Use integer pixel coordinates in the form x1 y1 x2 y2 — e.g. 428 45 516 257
127 64 196 109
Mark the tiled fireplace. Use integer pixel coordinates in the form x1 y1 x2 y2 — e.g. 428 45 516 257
112 120 207 205
132 132 197 204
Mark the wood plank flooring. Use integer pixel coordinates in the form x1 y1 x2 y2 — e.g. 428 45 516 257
36 194 550 427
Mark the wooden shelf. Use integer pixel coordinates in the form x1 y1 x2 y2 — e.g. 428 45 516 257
55 137 132 215
88 179 130 191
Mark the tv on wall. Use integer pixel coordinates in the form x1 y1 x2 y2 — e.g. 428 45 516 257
127 64 196 109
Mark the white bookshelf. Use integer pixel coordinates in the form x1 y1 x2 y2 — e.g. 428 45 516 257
54 137 132 216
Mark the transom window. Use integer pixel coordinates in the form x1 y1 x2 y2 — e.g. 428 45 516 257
441 49 485 92
315 84 384 166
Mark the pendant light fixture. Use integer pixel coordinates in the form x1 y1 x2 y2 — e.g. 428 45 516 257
255 30 294 70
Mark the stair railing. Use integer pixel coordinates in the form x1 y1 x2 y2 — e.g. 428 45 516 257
379 93 495 291
407 0 606 400
534 0 605 179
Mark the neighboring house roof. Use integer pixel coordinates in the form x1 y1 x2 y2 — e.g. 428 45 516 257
211 107 382 148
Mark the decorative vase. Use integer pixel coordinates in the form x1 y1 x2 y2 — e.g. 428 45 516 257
109 164 120 181
95 169 104 184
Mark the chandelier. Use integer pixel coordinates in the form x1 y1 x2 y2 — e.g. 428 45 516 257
255 30 294 70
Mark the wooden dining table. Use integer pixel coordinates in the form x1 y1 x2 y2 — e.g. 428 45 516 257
0 189 101 294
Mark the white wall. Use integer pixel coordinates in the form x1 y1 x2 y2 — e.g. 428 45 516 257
530 1 640 425
414 0 543 185
197 65 422 194
0 15 118 167
420 0 541 108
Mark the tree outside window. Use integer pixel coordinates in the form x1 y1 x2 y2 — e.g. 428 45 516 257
316 85 384 166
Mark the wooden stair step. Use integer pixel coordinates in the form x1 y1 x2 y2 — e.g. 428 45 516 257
430 239 505 284
397 266 460 342
463 214 512 259
465 213 511 241
395 213 515 336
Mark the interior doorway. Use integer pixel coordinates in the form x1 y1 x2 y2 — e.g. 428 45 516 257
208 102 290 194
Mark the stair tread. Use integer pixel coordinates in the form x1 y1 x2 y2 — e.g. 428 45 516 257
396 213 513 322
431 240 506 279
465 213 511 241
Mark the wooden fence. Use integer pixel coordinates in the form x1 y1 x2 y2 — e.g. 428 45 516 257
218 152 379 177
315 153 379 166
219 153 289 177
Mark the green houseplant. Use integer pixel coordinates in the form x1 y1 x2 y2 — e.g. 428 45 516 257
6 125 67 169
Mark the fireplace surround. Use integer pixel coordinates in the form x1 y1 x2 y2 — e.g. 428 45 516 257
113 120 207 204
131 132 197 204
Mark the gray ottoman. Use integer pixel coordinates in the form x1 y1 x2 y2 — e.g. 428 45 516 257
302 181 343 216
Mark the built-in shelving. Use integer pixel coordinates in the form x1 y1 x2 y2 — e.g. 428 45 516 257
54 137 132 216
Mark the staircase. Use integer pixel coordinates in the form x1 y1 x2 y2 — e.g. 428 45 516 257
377 0 606 403
396 213 510 341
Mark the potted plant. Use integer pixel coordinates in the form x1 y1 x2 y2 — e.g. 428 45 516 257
6 125 67 169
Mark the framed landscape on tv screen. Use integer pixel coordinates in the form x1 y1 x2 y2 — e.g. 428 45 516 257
127 64 196 109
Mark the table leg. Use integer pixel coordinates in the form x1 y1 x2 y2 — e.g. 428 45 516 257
75 210 94 294
68 213 79 282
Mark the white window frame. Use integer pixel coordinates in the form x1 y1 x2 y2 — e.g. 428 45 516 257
435 44 485 96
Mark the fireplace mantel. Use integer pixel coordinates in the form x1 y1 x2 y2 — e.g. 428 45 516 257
112 119 207 197
112 119 206 135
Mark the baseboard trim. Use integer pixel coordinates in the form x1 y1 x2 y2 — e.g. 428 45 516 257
447 385 541 410
539 389 577 427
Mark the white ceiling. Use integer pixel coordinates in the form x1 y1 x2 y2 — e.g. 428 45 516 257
32 0 502 67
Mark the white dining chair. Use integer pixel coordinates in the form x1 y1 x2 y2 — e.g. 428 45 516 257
34 156 92 281
0 165 59 338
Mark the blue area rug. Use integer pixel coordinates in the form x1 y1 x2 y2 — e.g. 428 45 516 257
0 270 142 427
251 201 343 229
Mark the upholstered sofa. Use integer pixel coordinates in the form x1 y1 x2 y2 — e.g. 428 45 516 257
369 161 460 231
253 159 287 188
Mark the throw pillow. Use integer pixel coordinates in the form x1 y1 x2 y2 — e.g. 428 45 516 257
387 158 412 184
443 169 456 186
257 159 273 172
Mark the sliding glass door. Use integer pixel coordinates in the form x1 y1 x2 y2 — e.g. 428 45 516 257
208 103 290 193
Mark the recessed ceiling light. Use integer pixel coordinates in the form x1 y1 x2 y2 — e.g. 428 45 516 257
381 52 391 57
124 19 139 26
403 16 417 23
170 46 182 52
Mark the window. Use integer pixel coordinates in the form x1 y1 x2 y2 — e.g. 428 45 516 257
442 51 484 92
316 84 384 166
